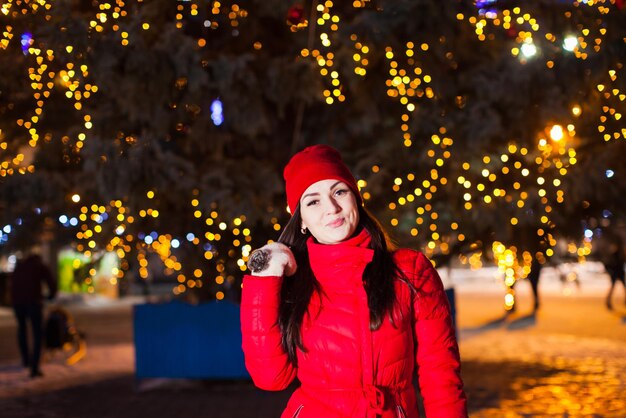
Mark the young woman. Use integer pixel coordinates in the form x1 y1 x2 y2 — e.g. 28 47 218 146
241 145 467 418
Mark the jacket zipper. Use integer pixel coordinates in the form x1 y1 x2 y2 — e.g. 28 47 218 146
396 404 407 418
292 404 304 418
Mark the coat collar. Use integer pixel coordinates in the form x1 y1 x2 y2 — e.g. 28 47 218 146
307 228 374 285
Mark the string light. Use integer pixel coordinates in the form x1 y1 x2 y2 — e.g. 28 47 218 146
0 0 621 305
381 3 620 309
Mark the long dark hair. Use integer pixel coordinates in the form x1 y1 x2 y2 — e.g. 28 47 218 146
277 203 400 365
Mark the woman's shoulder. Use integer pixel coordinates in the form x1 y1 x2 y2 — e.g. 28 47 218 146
392 248 435 276
392 249 444 295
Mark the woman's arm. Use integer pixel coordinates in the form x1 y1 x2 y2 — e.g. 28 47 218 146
240 275 297 390
240 243 298 390
409 251 468 417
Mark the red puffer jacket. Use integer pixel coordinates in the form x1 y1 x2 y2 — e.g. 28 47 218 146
241 230 467 418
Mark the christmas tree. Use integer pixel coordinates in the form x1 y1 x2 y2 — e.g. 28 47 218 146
1 0 624 305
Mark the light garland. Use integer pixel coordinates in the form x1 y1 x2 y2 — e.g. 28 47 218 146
0 0 622 304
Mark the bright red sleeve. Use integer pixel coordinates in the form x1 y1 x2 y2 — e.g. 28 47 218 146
411 252 468 417
240 274 297 391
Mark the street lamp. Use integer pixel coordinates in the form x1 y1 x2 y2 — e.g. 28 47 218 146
563 35 578 52
549 124 564 142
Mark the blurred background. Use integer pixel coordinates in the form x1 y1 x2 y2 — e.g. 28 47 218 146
0 0 625 416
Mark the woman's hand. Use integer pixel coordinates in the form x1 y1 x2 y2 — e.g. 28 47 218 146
247 242 297 277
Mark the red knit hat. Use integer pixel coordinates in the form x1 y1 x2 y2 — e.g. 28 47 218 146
283 144 361 214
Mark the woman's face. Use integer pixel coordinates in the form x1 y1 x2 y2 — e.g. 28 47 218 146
299 179 360 245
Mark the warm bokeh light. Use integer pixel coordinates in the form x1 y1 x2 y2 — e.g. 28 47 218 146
0 0 621 305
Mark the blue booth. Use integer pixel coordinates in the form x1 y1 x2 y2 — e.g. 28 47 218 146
133 300 249 379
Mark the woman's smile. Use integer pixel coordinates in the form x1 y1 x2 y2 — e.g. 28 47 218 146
326 218 345 228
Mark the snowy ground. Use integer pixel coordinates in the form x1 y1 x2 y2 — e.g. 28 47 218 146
441 261 610 296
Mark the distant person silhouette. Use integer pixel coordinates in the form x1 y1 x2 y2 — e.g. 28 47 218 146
10 252 57 378
527 258 543 311
602 239 625 310
509 257 543 313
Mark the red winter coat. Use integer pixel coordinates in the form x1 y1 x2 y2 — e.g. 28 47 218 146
241 230 467 418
